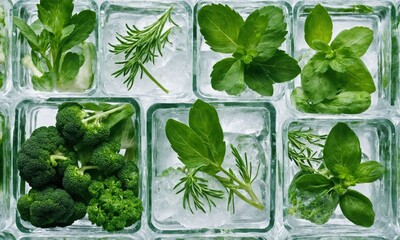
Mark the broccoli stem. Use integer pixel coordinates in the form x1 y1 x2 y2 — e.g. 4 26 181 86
80 165 100 173
49 155 68 166
82 104 129 124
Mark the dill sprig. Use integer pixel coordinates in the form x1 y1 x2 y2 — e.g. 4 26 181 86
110 7 178 93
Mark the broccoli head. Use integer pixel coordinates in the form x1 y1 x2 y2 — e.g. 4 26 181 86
117 160 139 195
59 201 87 226
87 177 142 232
62 165 99 197
91 142 124 174
17 127 78 188
17 187 76 228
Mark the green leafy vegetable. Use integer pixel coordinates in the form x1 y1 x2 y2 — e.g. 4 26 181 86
165 99 264 213
198 4 300 96
110 7 177 93
287 122 384 227
292 4 375 114
14 0 96 92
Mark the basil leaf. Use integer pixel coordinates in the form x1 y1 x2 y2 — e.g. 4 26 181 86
331 26 373 57
165 119 214 169
13 17 40 51
37 0 73 34
312 40 331 53
198 4 244 53
354 161 385 183
306 52 330 73
189 100 226 167
340 189 375 227
59 52 84 83
262 50 301 83
295 173 333 192
340 57 376 93
329 47 356 73
323 123 361 177
304 4 332 49
301 60 338 104
62 10 96 52
211 58 246 95
244 63 274 96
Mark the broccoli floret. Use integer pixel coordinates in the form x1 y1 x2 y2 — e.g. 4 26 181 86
62 165 99 197
17 187 76 228
87 177 142 232
59 201 87 226
56 103 134 149
91 142 124 174
117 160 139 195
17 127 78 188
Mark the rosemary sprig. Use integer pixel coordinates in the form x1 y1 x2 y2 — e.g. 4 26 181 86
110 7 178 93
288 128 327 171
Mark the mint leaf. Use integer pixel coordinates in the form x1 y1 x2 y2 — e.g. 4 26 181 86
211 58 246 95
340 189 375 227
323 123 361 177
340 57 376 93
262 50 301 83
62 10 96 52
354 161 385 183
13 17 40 51
331 27 373 57
295 173 333 192
305 4 332 49
166 119 215 169
37 0 73 34
301 60 338 104
244 63 273 96
189 100 226 168
59 52 84 83
198 4 244 53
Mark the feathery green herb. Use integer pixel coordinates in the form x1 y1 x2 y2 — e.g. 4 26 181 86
165 99 264 213
110 7 177 93
291 4 375 114
288 123 385 227
198 4 300 96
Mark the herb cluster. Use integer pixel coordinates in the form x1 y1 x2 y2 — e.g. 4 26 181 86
165 99 264 213
291 4 375 114
288 123 385 227
14 0 96 92
198 4 300 96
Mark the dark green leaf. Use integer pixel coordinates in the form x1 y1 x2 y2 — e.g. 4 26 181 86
354 161 385 183
79 102 104 111
165 119 215 169
198 4 244 53
211 58 246 95
340 57 376 93
301 59 338 104
62 10 96 52
340 189 375 227
32 72 56 91
13 17 40 51
323 123 361 177
37 0 73 33
262 50 300 83
59 52 84 83
295 173 333 192
331 27 373 57
304 4 332 49
244 63 274 96
102 104 135 129
189 100 226 167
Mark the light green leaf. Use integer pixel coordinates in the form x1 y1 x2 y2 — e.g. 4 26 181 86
59 52 84 83
340 189 375 227
244 63 274 96
312 40 331 53
13 17 40 51
331 26 373 57
211 58 246 95
301 59 338 104
165 119 215 169
37 0 74 34
329 47 356 73
32 72 56 91
305 4 332 49
61 24 75 41
189 100 226 167
354 161 385 183
61 10 96 52
198 4 244 53
340 57 376 93
323 123 361 177
261 50 300 83
295 173 333 192
109 117 135 150
307 52 330 73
